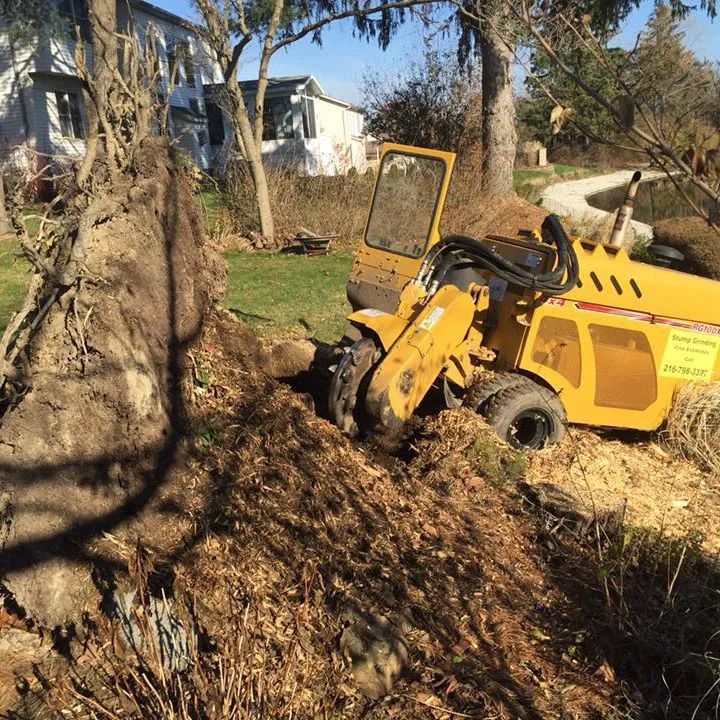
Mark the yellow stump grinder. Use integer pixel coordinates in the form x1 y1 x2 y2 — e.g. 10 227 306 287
329 144 720 449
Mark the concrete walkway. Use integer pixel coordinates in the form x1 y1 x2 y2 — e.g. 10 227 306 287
540 169 667 244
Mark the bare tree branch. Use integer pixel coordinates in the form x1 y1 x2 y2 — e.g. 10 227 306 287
454 0 720 232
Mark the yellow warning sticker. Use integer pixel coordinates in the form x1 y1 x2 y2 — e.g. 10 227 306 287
659 329 720 381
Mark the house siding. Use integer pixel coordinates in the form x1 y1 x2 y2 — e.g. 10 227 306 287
0 21 32 149
0 3 221 170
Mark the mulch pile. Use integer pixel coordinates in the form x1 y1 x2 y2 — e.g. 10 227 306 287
167 312 620 718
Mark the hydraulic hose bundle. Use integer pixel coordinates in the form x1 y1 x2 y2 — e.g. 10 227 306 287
417 214 580 297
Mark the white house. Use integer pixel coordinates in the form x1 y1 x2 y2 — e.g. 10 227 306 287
205 75 367 176
0 0 222 171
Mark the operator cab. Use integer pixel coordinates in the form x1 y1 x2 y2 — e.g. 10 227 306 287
347 146 456 315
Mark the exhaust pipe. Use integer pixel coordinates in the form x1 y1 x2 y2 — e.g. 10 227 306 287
608 171 642 247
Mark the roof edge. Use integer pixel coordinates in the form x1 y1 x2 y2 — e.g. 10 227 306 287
130 0 202 33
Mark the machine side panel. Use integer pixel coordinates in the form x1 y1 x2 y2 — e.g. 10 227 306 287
518 298 720 431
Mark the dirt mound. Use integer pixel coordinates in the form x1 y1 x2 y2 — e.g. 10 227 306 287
0 137 224 625
443 192 549 240
654 217 720 279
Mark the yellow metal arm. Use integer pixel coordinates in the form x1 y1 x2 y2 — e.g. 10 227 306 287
365 285 476 431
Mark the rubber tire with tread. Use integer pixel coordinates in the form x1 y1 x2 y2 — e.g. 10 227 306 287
467 372 529 413
482 378 567 450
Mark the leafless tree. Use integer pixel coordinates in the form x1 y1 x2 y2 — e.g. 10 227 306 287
0 175 8 237
194 0 439 242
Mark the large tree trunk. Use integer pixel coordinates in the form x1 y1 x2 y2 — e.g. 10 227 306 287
0 0 224 626
480 8 517 197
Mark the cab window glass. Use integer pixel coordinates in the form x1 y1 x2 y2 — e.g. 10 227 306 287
365 153 445 258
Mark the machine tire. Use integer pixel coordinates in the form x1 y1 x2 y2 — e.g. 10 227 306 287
481 379 567 450
467 372 528 413
328 337 381 437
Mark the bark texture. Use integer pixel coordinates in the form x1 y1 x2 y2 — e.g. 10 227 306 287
0 177 8 237
480 9 517 197
0 141 224 626
226 79 276 241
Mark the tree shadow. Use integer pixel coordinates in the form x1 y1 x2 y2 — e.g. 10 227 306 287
516 483 720 719
0 160 203 619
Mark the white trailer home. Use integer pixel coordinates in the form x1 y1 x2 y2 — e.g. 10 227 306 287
205 75 367 176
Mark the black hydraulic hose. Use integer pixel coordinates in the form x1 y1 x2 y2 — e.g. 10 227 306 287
423 214 579 297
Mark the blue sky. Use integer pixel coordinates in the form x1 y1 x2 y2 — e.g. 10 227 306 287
154 0 718 103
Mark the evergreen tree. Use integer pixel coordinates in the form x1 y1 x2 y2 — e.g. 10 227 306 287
520 45 626 147
629 4 719 145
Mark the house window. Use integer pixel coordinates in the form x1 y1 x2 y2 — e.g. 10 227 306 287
197 130 208 147
189 98 203 115
206 100 225 146
263 97 294 140
168 40 196 87
55 91 84 139
57 0 90 41
301 96 316 139
167 42 178 83
153 45 163 81
182 42 196 87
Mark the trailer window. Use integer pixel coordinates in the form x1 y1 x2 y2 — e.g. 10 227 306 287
365 152 446 258
532 317 581 388
589 324 657 410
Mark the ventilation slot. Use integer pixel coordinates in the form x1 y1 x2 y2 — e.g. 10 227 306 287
629 279 642 298
590 272 603 291
610 275 623 295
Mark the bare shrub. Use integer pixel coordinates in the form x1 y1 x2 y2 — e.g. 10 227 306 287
362 50 482 153
665 382 720 474
223 163 374 245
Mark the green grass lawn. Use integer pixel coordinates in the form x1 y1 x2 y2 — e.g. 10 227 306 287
225 250 354 343
0 163 600 342
0 238 29 333
0 243 354 343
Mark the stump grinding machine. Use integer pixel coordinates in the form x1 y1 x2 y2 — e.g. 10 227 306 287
328 143 720 449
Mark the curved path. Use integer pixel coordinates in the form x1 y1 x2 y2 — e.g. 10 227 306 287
540 169 667 244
